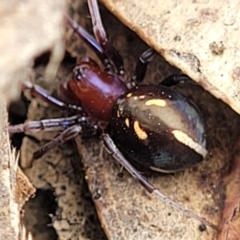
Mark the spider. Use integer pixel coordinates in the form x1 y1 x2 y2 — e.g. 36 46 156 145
8 0 219 231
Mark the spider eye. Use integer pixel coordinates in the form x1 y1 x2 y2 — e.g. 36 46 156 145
73 64 90 81
72 67 84 81
72 67 80 80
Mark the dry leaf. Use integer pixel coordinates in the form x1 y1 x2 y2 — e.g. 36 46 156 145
218 140 240 240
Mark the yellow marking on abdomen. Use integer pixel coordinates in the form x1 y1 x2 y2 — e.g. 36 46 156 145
133 121 148 140
125 118 130 127
172 130 207 158
145 99 166 107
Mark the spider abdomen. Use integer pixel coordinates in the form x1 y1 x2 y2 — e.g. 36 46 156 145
110 85 207 172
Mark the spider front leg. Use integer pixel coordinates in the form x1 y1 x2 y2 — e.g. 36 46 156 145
8 114 98 159
8 115 86 134
22 81 83 112
32 118 98 159
87 0 125 75
66 0 125 76
102 133 220 231
33 125 82 159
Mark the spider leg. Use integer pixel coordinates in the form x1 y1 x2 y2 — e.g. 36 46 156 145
160 74 196 87
9 115 98 159
8 115 86 134
66 16 111 70
132 48 156 84
33 125 83 159
22 81 83 112
66 10 124 75
102 133 220 231
87 0 125 76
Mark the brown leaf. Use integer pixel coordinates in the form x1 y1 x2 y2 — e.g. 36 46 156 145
218 140 240 240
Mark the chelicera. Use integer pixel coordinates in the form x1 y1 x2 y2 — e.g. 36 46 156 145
9 0 219 230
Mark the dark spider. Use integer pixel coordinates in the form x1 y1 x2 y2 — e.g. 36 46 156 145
8 0 219 231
